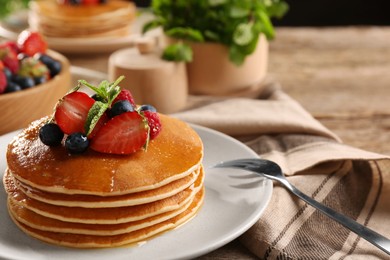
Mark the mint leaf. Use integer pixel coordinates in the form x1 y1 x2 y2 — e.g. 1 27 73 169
162 43 192 62
85 101 108 136
233 23 254 46
165 27 204 42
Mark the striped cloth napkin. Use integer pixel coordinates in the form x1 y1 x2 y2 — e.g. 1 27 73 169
174 82 390 259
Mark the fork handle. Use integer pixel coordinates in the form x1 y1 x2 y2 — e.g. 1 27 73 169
281 180 390 255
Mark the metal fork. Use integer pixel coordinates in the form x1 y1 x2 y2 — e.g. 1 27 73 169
214 158 390 255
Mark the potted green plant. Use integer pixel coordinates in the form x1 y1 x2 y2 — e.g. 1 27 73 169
143 0 288 95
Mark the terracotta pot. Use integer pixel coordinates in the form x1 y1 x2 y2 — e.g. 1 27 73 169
108 47 188 114
186 35 268 95
0 50 71 135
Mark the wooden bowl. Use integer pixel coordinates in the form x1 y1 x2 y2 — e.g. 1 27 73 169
0 50 71 135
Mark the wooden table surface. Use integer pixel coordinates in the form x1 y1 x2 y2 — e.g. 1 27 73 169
58 26 390 259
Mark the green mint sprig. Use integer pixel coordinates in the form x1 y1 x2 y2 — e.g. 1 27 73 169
79 76 124 136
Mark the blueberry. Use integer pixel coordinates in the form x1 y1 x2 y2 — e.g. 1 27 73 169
36 53 54 65
65 133 89 154
39 123 64 146
108 100 134 118
139 104 157 113
5 82 22 93
36 53 62 77
12 75 35 89
3 68 12 80
34 76 47 85
69 0 82 5
48 60 62 77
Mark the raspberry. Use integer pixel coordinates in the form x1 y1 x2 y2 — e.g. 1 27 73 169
113 89 136 108
143 111 162 140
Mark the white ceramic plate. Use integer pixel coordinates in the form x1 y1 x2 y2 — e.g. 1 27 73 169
0 125 272 260
0 11 158 54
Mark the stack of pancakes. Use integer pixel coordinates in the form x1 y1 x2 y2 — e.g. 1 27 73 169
29 0 137 38
3 115 204 248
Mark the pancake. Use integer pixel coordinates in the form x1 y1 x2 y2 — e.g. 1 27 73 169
4 111 205 247
5 169 204 224
29 0 136 38
8 167 200 208
7 115 203 195
8 196 194 236
9 187 204 248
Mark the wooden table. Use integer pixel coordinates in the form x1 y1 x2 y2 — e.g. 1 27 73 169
64 26 390 259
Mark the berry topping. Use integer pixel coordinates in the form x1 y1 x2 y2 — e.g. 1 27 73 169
0 70 7 94
90 111 149 155
18 57 50 81
65 133 89 154
35 53 62 78
0 46 19 74
39 123 64 146
139 104 157 113
143 110 162 140
108 100 134 118
12 75 35 89
5 82 21 93
113 89 136 108
39 76 163 155
17 30 48 56
0 30 61 96
54 91 95 135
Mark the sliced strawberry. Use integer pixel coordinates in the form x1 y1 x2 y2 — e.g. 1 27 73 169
113 89 136 108
54 91 95 135
90 111 148 155
17 31 48 56
143 111 162 139
0 70 7 94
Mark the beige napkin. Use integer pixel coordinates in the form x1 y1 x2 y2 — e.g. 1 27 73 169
173 82 390 259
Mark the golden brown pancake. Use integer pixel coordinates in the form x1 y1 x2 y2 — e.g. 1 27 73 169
8 197 193 236
5 169 204 224
7 115 203 195
29 0 136 38
4 113 205 248
9 188 204 248
8 167 200 208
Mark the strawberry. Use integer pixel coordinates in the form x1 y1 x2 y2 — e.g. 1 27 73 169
90 111 149 155
83 0 100 5
143 111 162 139
113 89 136 108
0 47 19 74
17 30 48 56
54 91 95 135
0 70 7 94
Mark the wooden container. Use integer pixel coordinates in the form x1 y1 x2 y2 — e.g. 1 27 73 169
186 35 268 95
0 50 71 135
108 47 188 114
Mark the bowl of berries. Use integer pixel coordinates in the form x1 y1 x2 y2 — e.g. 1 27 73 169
0 30 71 135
